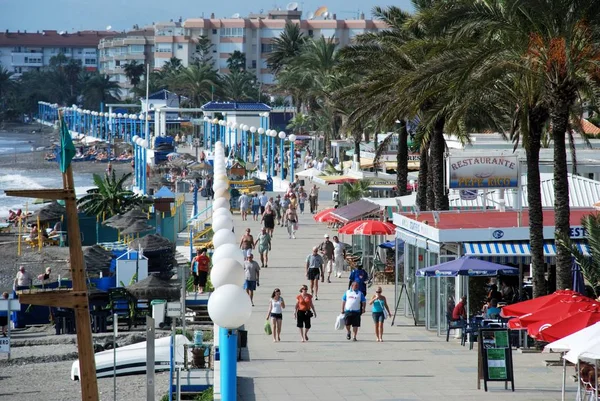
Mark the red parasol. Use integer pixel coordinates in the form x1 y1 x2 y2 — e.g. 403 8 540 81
529 303 600 342
327 177 358 185
338 220 395 235
500 289 582 318
313 208 339 223
507 296 594 330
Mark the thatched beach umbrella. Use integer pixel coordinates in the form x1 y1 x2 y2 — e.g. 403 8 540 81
189 162 212 171
29 201 65 222
120 220 153 235
121 208 149 220
126 274 180 301
83 245 113 272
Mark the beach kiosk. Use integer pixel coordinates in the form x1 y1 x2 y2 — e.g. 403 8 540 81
393 208 594 334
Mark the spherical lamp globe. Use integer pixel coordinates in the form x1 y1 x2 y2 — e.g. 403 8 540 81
289 134 297 142
210 258 244 288
250 126 257 133
278 131 286 139
214 187 230 200
211 215 233 232
212 207 233 220
212 243 244 265
212 180 228 193
208 284 252 328
212 229 237 248
212 197 230 210
257 127 265 135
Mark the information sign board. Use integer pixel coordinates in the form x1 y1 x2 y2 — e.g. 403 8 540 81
477 328 514 392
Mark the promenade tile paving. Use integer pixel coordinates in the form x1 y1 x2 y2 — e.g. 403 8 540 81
225 192 574 401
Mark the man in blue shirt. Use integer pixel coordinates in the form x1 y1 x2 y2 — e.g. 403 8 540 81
341 281 366 341
348 266 369 296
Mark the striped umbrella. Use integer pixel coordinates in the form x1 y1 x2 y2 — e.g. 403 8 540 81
338 220 395 235
313 208 338 223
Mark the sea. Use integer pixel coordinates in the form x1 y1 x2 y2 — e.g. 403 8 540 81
0 132 96 217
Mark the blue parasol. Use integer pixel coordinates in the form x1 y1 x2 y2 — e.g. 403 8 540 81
416 256 519 277
571 260 586 295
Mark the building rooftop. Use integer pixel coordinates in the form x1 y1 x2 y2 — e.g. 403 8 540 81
400 208 594 230
0 30 117 47
202 101 271 112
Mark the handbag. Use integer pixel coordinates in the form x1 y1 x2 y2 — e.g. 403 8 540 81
264 320 272 335
305 310 314 318
293 222 299 231
335 313 345 330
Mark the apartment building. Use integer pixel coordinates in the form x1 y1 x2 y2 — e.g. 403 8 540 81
0 30 116 76
182 9 387 84
97 9 386 97
98 28 155 97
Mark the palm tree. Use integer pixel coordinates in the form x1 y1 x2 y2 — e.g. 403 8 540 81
123 61 145 87
0 65 14 111
374 120 410 196
558 213 600 298
226 51 246 71
173 64 219 107
81 73 121 109
286 113 311 134
267 21 307 73
162 57 183 74
220 70 256 101
63 59 82 99
424 0 600 290
78 172 149 218
340 180 371 204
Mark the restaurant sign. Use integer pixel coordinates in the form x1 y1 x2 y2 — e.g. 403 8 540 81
448 155 519 189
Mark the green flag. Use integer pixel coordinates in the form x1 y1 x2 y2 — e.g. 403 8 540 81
59 113 76 173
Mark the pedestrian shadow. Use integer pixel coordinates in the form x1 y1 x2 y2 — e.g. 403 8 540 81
237 376 257 401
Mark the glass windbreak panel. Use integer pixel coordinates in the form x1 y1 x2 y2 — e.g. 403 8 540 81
426 277 439 330
405 244 417 317
428 252 438 267
439 276 456 333
415 276 426 324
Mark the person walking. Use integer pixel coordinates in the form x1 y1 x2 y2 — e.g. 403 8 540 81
348 265 369 297
298 188 307 214
239 228 255 259
332 236 346 278
243 253 260 306
308 185 318 214
273 195 282 226
251 193 260 221
342 281 366 341
266 288 285 342
13 265 33 289
239 192 250 221
261 205 276 236
305 246 324 300
295 284 317 342
258 191 269 215
369 286 392 342
319 234 335 283
284 204 298 239
255 227 272 268
191 248 211 294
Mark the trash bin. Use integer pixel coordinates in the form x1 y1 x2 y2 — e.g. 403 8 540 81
151 299 167 328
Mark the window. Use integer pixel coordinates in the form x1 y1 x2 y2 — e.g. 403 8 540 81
78 49 83 54
261 43 275 53
308 30 314 37
157 44 172 53
177 44 183 49
129 45 144 53
251 60 257 69
220 27 244 37
212 29 218 34
85 58 97 64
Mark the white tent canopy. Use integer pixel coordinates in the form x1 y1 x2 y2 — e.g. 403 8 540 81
565 336 600 363
296 167 323 178
544 322 600 354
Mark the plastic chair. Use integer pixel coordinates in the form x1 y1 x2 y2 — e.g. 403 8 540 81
464 317 483 350
446 312 466 342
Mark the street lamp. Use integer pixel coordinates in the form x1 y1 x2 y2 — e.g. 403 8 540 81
278 131 286 181
257 127 265 171
289 134 297 180
249 126 257 163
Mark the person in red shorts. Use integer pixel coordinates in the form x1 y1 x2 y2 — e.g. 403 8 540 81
192 248 211 294
452 295 467 321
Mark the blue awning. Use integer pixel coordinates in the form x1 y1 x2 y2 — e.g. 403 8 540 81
463 241 589 258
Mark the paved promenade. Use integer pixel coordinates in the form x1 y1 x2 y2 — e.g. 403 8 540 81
232 191 574 401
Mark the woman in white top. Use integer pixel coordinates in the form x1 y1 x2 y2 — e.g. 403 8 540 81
266 288 285 342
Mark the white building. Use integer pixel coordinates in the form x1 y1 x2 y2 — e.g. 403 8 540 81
0 30 116 76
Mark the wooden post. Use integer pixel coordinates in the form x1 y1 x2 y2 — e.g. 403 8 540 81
5 169 99 400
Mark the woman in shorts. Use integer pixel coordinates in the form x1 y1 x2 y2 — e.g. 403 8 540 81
369 286 392 342
265 288 285 342
294 285 317 342
251 194 260 221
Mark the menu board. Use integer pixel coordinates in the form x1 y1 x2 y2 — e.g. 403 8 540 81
478 328 514 392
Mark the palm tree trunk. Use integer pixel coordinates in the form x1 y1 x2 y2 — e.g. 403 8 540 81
430 117 449 211
396 120 409 196
416 141 429 211
550 99 572 290
527 109 547 298
426 151 435 211
354 139 361 165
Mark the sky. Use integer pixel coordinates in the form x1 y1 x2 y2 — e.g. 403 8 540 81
0 0 414 32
